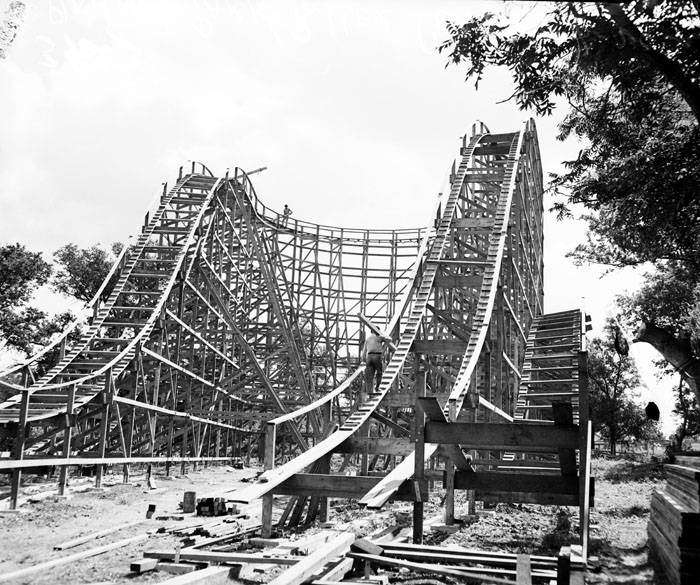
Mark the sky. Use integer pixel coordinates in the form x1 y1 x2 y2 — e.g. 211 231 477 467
0 0 678 433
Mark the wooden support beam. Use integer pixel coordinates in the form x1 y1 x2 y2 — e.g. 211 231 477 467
9 389 30 509
58 384 76 496
552 402 577 476
369 411 410 437
334 437 413 456
274 473 413 500
433 275 482 288
411 340 468 355
425 421 578 451
413 369 426 543
454 471 579 495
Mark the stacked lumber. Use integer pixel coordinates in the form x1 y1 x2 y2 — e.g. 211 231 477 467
349 540 585 584
648 454 700 585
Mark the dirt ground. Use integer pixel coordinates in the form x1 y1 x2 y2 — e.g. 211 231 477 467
0 464 264 584
443 456 664 585
0 456 666 584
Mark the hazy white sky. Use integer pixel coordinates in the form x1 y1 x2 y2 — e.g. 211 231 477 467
0 0 677 432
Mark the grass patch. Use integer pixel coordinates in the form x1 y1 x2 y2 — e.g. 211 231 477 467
600 459 665 483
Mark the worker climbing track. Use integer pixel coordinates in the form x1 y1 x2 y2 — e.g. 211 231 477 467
0 119 592 561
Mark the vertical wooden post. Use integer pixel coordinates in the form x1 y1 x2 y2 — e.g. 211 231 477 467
58 384 76 496
123 402 135 484
359 383 369 475
9 389 30 509
165 415 174 477
412 368 426 543
578 350 591 561
318 452 331 524
261 422 276 538
444 399 457 525
95 372 112 488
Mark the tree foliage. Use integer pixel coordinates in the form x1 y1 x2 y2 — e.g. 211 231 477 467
440 1 700 403
52 242 122 303
588 321 660 454
0 243 68 355
440 2 700 120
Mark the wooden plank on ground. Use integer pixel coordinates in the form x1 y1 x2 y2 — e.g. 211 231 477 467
348 552 515 585
311 557 354 584
266 532 355 585
144 550 298 565
516 554 532 585
157 565 232 584
0 534 148 583
55 519 146 550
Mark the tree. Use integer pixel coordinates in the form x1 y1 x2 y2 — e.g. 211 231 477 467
439 1 700 402
588 321 658 454
656 360 700 448
52 242 122 303
0 243 67 355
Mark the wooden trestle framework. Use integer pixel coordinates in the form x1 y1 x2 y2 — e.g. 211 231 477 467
0 119 592 557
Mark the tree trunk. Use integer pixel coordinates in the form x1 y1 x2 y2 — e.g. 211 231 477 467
635 322 700 408
609 430 616 456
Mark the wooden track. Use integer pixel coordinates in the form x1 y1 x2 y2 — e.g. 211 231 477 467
0 172 221 422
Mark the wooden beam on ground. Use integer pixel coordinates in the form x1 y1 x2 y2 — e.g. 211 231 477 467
348 552 516 585
516 554 532 585
55 519 147 550
266 532 355 585
311 557 354 584
157 566 232 584
0 534 148 583
144 550 298 565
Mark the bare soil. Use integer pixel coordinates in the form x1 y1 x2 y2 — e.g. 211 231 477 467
0 456 665 584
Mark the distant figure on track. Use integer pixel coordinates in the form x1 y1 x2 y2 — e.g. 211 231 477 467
282 204 292 226
362 330 391 393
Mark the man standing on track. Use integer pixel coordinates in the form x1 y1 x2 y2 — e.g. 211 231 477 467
362 330 391 393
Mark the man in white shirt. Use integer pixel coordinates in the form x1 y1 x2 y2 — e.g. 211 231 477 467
362 331 391 393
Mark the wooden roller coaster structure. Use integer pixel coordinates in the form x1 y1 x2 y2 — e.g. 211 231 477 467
0 119 592 557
